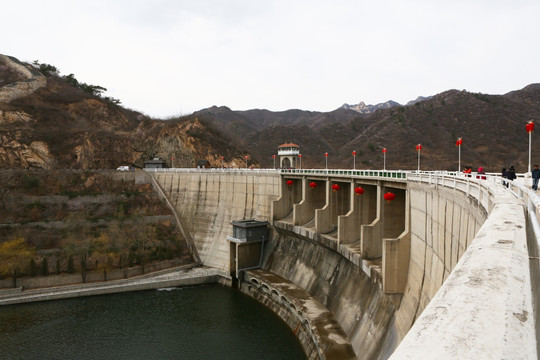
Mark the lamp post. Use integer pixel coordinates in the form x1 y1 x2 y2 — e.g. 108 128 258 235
220 156 224 169
526 120 535 173
299 154 302 169
456 138 463 172
416 144 422 172
325 152 328 170
171 156 175 168
352 150 356 170
382 148 387 170
272 155 276 169
244 155 248 169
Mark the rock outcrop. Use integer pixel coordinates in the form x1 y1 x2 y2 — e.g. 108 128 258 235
0 55 46 104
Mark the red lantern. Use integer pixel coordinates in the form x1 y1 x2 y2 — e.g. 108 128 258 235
286 180 293 186
354 187 364 195
526 121 535 133
332 184 340 192
325 152 328 157
272 155 276 158
416 144 422 151
309 182 317 189
382 148 387 154
352 150 356 156
383 192 396 203
456 138 463 146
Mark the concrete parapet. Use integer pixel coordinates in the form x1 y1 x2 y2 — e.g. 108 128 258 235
390 198 537 359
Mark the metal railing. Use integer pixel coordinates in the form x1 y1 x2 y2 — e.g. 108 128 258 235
279 168 411 179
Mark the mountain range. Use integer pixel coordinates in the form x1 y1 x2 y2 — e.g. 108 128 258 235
1 54 540 173
193 86 540 171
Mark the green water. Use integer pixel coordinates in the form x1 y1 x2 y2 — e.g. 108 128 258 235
0 285 306 360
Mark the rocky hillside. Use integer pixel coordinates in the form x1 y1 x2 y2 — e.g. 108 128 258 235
0 56 252 170
1 55 540 173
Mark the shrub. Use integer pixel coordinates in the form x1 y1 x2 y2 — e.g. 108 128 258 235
22 175 39 190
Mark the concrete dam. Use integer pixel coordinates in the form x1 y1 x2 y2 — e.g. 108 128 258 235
149 168 539 360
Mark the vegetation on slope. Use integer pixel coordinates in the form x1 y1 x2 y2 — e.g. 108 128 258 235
0 170 191 287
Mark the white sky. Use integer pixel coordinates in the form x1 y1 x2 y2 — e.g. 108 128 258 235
3 0 540 118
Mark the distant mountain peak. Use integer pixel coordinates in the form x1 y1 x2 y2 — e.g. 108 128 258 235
405 96 432 106
341 95 434 113
341 100 400 114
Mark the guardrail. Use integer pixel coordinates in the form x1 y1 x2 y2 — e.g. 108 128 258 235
280 168 410 179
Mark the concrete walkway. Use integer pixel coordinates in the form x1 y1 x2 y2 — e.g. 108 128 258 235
0 265 229 306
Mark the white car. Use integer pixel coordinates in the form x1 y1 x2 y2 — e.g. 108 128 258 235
116 166 130 171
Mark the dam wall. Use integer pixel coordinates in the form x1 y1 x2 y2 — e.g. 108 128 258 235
391 181 488 339
151 170 280 270
263 226 398 359
151 170 538 359
390 179 536 359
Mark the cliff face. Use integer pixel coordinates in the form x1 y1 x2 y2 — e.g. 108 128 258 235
0 56 250 170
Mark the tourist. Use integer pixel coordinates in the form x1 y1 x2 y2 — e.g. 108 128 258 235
463 166 472 177
532 165 540 191
476 167 486 180
507 166 517 183
502 168 508 187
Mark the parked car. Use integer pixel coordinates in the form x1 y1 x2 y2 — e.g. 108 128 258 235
116 166 130 171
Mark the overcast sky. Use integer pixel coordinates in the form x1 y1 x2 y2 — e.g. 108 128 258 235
3 0 539 118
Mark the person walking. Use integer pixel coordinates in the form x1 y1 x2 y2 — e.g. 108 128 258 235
507 166 517 184
532 165 540 191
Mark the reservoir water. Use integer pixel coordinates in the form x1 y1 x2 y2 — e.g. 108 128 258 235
0 284 306 360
